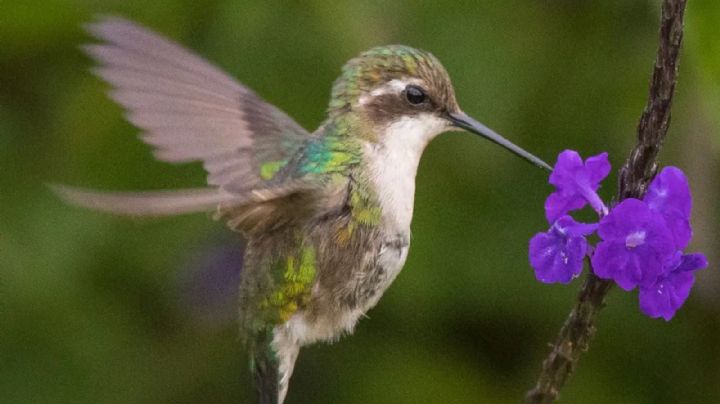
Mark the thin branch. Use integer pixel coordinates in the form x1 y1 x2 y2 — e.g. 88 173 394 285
525 1 687 402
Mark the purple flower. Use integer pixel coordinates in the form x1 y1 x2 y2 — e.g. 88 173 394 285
529 216 598 284
545 150 611 223
529 149 708 321
639 252 708 320
591 198 676 291
644 167 692 249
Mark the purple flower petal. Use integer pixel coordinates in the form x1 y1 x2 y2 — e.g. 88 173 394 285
544 192 586 224
529 216 595 284
548 150 584 189
662 214 692 251
644 167 693 249
675 252 708 273
591 199 675 290
559 215 599 237
645 167 691 219
639 271 695 321
585 152 612 184
638 253 708 320
545 150 610 222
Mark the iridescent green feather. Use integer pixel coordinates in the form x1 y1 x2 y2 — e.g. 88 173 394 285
255 242 317 324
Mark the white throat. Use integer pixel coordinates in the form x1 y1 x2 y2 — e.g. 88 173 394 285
364 114 447 231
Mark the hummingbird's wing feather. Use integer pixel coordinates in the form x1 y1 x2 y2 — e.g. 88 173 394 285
68 18 352 234
217 177 349 234
51 184 239 217
83 17 310 194
52 178 348 235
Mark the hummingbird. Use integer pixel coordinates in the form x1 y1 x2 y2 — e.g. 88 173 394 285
55 17 550 404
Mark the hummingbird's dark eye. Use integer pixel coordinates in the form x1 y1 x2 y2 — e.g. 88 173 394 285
404 85 427 105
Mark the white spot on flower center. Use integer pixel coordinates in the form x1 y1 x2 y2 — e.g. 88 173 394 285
625 231 646 248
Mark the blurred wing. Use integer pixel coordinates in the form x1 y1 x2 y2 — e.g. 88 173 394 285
216 177 350 234
52 178 349 235
51 184 237 216
84 17 309 193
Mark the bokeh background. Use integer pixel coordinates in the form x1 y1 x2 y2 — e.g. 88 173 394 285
2 1 720 403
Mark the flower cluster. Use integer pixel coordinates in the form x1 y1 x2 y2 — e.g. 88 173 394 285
529 150 708 320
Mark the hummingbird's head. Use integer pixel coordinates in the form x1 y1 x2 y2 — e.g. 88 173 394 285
329 45 550 170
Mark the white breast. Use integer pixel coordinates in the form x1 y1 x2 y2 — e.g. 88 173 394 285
364 114 447 232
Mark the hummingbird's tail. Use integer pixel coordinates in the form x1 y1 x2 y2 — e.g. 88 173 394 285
252 327 300 404
50 184 240 217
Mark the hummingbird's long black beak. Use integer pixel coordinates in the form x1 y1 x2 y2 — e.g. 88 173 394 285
448 112 552 171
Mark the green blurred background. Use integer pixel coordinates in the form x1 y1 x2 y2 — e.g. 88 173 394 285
2 1 720 403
